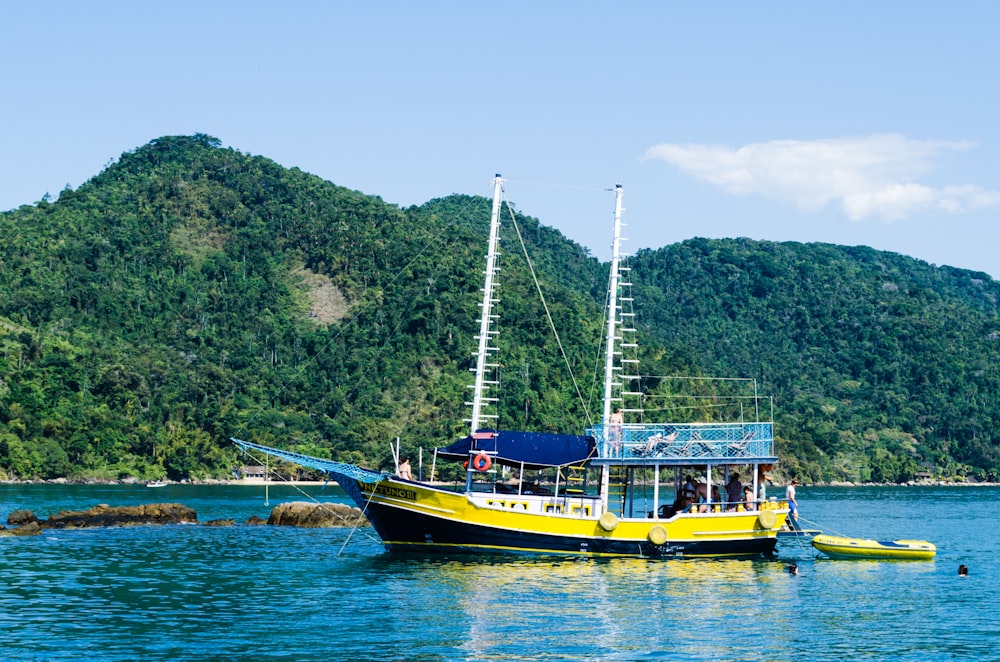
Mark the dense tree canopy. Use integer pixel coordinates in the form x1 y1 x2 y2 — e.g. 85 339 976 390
632 239 1000 482
1 135 998 482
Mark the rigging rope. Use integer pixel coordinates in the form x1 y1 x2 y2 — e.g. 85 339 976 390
234 440 387 553
337 485 382 556
233 438 388 482
502 195 593 425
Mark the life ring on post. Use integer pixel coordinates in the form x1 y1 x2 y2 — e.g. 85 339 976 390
472 453 492 472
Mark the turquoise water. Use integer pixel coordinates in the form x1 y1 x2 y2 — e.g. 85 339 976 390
0 484 996 660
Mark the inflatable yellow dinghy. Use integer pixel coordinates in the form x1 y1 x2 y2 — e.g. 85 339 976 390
812 534 935 560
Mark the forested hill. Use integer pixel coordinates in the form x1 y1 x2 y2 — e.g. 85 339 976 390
0 135 607 482
631 239 1000 482
1 135 998 483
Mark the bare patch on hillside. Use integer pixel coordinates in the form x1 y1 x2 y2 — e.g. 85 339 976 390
170 219 228 264
293 266 349 325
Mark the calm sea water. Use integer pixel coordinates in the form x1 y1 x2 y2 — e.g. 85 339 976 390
0 483 996 661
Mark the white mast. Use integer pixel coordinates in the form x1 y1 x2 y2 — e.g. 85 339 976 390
468 174 504 435
599 184 625 507
601 184 625 426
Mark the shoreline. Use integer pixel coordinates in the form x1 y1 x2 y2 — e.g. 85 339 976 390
0 478 334 487
1 477 997 488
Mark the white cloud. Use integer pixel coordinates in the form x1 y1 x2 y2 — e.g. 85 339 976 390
644 135 1000 221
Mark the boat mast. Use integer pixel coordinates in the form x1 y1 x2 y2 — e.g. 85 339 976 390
601 184 625 426
599 184 625 507
468 174 504 435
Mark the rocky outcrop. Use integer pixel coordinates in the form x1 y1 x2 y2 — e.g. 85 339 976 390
43 503 198 529
7 509 38 526
2 501 368 534
267 501 369 528
0 521 42 537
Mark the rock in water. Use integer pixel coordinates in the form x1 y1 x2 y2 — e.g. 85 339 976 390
0 521 42 537
7 510 39 526
267 501 369 528
43 503 198 529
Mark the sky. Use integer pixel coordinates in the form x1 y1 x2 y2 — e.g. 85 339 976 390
2 2 999 277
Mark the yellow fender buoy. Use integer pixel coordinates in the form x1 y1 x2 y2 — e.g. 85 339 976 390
598 511 619 532
648 525 668 546
757 509 777 529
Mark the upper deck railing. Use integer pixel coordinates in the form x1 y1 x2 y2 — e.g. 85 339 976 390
587 421 775 463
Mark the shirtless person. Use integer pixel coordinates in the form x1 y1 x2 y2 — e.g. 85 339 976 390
608 408 624 453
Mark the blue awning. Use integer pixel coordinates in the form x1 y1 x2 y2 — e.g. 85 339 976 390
436 430 597 469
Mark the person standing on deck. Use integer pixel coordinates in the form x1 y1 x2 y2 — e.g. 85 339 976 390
399 457 413 481
757 467 769 505
608 408 624 453
786 478 800 529
725 472 742 511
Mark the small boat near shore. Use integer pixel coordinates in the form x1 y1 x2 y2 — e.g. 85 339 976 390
146 480 168 488
812 534 936 560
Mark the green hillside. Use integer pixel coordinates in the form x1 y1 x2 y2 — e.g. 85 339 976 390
632 239 1000 482
1 135 998 482
0 135 607 481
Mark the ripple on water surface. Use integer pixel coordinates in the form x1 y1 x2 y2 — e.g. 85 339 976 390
1 484 998 660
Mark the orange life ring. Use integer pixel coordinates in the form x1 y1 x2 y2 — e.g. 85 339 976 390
472 453 492 472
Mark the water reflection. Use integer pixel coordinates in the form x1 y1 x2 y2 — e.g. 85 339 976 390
354 554 804 659
3 485 998 661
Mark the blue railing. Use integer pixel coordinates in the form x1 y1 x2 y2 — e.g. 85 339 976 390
587 422 774 462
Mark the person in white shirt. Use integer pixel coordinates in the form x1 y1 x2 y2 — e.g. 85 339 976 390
786 477 800 529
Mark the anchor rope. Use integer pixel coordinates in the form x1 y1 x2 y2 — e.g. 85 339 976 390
234 442 383 552
337 486 382 556
796 514 849 538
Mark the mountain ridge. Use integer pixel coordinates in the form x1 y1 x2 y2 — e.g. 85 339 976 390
0 135 997 483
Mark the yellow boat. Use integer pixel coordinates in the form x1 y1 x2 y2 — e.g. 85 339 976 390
233 178 789 559
812 534 936 560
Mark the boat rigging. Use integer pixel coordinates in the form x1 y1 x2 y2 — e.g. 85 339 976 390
234 175 790 558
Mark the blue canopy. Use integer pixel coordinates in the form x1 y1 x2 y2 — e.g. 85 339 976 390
436 430 597 469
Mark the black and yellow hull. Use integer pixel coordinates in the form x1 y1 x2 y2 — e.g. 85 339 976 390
350 477 783 559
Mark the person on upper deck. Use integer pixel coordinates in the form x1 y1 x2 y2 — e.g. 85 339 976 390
642 428 677 455
608 408 624 453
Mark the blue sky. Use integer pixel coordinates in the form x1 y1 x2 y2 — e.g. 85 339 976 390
3 2 999 276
